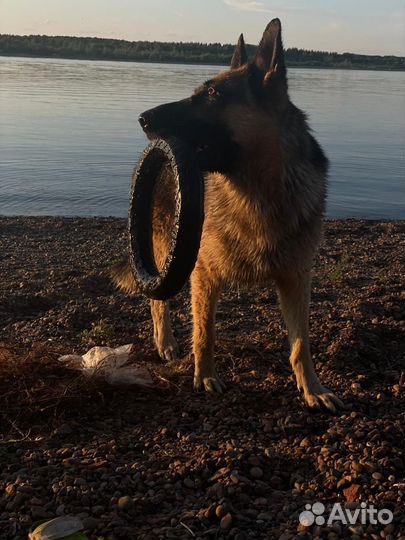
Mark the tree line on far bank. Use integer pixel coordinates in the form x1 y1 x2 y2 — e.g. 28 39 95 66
0 34 404 71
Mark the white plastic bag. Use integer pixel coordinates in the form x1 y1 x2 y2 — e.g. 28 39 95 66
59 344 153 387
28 515 86 540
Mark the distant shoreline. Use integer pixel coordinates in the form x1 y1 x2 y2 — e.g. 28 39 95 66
1 34 404 71
1 52 404 72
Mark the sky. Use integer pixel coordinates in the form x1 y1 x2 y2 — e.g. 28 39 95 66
1 0 404 56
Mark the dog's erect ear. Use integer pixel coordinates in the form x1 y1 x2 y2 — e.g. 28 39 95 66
254 18 287 88
230 33 248 69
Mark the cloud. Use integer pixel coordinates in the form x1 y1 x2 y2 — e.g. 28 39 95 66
223 0 302 14
223 0 273 13
322 21 342 33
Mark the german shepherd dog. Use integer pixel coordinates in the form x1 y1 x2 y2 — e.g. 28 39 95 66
112 19 344 412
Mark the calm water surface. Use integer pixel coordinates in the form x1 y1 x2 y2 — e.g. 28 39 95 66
0 57 404 218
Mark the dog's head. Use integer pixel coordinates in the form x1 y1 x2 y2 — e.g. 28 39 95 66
139 19 289 172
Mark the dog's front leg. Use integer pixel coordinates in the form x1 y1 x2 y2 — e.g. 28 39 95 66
191 263 225 393
275 269 344 413
150 300 179 362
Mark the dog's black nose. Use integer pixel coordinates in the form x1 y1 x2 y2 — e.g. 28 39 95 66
138 115 148 129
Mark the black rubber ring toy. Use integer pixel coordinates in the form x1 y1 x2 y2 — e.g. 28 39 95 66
128 137 204 300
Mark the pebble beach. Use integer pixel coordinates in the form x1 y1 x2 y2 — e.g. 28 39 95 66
0 217 404 540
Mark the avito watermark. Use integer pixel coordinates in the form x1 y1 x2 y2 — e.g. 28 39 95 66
299 502 393 527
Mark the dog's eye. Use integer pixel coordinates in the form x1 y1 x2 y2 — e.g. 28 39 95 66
207 86 217 97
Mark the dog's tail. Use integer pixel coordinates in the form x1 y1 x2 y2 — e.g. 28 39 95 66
110 258 139 295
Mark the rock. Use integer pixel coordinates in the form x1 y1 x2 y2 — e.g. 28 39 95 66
56 504 66 516
363 462 377 473
73 477 87 487
300 437 311 447
118 495 134 510
5 484 16 497
82 516 99 530
230 473 240 484
351 461 363 473
257 512 272 521
249 467 263 479
18 485 35 494
220 513 233 530
348 525 363 535
31 506 52 520
55 423 73 436
337 476 351 489
215 504 226 518
269 475 282 488
297 523 309 532
92 505 104 515
183 477 194 489
343 484 362 502
9 493 25 510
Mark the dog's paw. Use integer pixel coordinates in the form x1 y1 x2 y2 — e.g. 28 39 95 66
155 336 179 362
194 371 226 394
303 385 344 413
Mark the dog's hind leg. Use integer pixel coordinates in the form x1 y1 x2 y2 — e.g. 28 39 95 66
191 263 225 393
150 300 179 362
275 269 344 413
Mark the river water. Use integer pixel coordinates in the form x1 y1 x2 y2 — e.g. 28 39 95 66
0 56 404 218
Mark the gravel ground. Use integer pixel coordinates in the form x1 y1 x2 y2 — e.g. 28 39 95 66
0 217 404 540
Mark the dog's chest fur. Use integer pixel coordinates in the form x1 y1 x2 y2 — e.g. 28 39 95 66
200 166 326 286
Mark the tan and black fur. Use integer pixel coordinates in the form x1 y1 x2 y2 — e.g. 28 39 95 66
112 19 343 412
